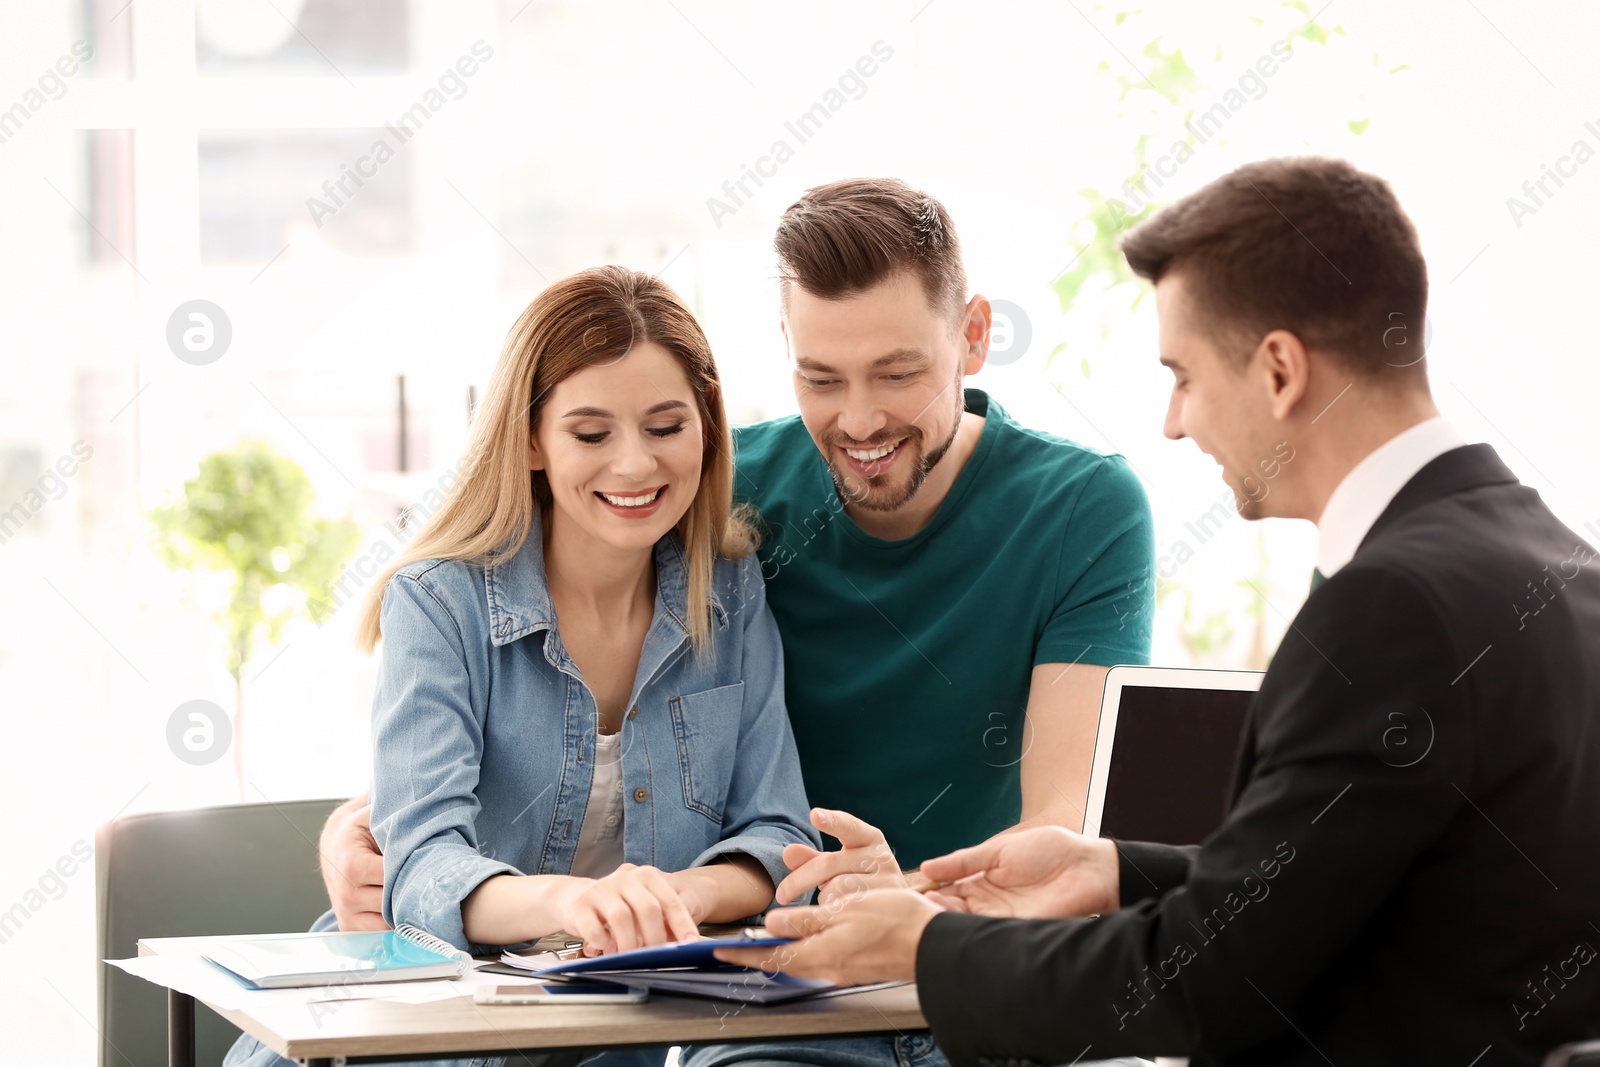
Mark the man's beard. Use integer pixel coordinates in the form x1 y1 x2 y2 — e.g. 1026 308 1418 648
825 386 964 513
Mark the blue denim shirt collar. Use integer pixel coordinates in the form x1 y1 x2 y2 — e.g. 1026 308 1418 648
483 515 724 648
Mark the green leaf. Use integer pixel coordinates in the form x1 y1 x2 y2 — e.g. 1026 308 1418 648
1347 117 1370 136
1141 39 1201 103
1389 63 1412 74
1283 0 1343 48
1052 186 1156 316
1080 358 1092 380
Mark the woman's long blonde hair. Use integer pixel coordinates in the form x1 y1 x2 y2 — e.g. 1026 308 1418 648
356 266 756 654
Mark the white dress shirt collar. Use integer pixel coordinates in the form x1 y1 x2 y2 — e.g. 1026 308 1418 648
1316 417 1467 578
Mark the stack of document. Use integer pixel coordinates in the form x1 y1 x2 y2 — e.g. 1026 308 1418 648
502 931 905 1004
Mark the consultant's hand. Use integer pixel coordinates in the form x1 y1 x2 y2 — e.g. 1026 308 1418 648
918 825 1120 920
558 864 707 956
320 794 389 932
713 890 942 985
776 808 908 906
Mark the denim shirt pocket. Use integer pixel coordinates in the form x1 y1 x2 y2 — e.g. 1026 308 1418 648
668 681 746 823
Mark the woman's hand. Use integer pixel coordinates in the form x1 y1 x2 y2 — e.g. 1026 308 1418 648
557 863 707 956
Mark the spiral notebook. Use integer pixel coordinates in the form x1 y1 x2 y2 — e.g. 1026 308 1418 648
202 924 471 989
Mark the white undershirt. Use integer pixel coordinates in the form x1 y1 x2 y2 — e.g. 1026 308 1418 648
1315 416 1466 578
567 731 626 879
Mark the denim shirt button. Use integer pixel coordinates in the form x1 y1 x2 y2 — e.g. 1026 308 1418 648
633 787 649 802
627 704 639 720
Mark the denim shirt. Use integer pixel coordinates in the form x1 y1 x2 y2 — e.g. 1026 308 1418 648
370 519 819 953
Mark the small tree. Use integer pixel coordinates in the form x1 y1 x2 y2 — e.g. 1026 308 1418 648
151 440 359 798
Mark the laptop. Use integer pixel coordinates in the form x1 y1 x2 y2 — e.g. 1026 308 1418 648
1082 666 1264 845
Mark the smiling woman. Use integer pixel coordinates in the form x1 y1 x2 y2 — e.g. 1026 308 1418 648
224 267 821 1067
354 266 751 655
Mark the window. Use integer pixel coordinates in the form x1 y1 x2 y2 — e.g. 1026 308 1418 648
197 129 414 262
78 0 134 78
195 0 409 76
78 129 136 266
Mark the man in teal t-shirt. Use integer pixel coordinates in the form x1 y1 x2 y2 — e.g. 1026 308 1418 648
734 389 1151 869
713 177 1155 911
682 179 1155 1067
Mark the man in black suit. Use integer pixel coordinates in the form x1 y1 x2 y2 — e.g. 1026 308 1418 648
716 157 1600 1065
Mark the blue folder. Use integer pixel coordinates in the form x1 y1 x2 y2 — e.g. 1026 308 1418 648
531 933 861 1004
537 934 792 975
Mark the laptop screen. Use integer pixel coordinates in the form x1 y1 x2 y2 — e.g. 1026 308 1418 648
1096 685 1255 846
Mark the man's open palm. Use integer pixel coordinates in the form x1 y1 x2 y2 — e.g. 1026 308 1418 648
920 826 1120 920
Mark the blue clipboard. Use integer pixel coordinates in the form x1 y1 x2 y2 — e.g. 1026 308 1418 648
536 932 793 977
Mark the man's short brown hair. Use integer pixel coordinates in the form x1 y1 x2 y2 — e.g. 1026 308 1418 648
1120 156 1428 374
774 177 968 324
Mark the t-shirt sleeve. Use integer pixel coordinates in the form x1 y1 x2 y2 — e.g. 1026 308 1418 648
1034 454 1155 667
728 421 774 511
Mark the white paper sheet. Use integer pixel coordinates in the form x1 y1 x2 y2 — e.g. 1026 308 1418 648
106 954 544 1012
500 949 578 970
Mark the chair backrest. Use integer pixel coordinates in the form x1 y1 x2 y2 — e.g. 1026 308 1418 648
95 798 344 1067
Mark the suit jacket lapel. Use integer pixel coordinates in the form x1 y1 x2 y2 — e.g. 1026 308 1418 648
1353 443 1520 559
1228 445 1519 806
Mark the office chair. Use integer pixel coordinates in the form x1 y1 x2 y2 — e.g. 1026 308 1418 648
95 798 344 1067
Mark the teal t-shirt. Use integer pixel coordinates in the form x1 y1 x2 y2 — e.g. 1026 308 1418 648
732 389 1155 867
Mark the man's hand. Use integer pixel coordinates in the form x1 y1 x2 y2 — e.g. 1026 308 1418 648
713 890 941 985
776 808 908 905
320 794 389 932
918 825 1120 919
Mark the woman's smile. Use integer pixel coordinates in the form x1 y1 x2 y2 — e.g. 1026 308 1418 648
595 484 669 518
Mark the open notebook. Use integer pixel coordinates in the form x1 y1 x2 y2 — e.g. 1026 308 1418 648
503 931 906 1004
203 924 471 989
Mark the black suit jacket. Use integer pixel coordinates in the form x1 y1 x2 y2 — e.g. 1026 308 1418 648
917 445 1600 1066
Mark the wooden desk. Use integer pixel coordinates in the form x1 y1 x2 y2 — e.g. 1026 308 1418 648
139 935 928 1067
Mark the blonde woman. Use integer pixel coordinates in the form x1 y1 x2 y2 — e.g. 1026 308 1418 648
226 267 818 1067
